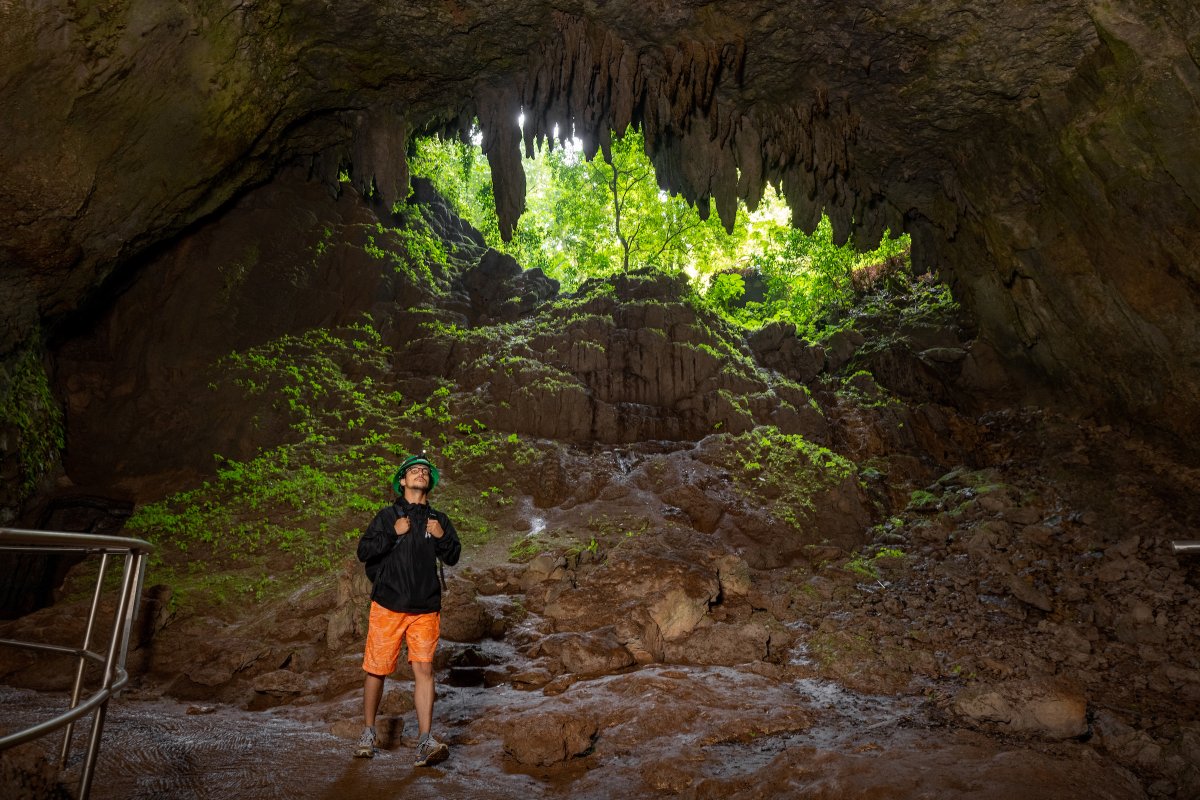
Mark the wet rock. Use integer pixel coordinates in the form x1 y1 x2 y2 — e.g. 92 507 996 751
1018 524 1055 547
520 554 566 590
746 322 825 383
920 346 967 364
253 669 308 695
659 481 724 533
456 247 559 325
953 679 1088 740
0 744 73 800
649 585 714 642
502 709 598 766
472 565 524 595
664 621 771 666
1006 574 1053 613
326 559 371 649
1113 609 1168 645
440 579 490 643
508 666 555 690
534 628 635 676
997 506 1043 526
715 554 752 597
639 760 696 794
185 645 268 687
542 536 720 643
823 329 864 373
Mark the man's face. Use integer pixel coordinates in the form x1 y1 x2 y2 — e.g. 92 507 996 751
401 464 432 491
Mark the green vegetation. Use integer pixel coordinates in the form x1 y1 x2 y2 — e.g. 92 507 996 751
409 124 916 336
508 534 544 562
845 546 906 581
706 426 856 532
124 319 536 610
0 343 65 496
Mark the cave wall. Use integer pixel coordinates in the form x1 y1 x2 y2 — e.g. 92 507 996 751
2 0 1199 513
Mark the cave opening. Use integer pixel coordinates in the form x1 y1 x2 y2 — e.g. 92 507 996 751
400 118 928 341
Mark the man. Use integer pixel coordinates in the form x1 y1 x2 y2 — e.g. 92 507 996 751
354 453 461 766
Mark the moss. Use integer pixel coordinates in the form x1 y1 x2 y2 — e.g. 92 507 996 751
0 342 65 499
707 426 857 532
508 534 543 562
844 546 906 581
906 489 941 512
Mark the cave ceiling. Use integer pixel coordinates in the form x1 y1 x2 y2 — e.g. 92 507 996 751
1 0 1199 443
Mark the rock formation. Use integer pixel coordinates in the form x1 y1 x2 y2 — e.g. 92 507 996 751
2 1 1199 511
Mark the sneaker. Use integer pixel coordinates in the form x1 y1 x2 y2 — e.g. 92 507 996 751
354 726 376 758
413 735 449 767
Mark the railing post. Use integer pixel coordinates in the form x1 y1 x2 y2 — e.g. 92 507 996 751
59 551 109 768
117 551 147 680
77 551 136 800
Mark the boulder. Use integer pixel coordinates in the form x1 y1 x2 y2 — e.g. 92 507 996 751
953 679 1089 740
664 621 772 666
534 628 635 676
502 710 599 767
252 669 308 695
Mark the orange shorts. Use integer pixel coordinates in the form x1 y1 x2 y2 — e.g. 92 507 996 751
362 602 441 675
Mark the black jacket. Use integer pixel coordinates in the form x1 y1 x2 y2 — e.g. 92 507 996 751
356 498 461 613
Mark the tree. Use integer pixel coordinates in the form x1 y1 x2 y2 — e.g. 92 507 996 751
407 123 915 335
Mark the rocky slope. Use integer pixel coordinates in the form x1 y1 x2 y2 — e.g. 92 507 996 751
2 181 1199 798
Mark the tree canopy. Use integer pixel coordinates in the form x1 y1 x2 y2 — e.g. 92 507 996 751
408 125 914 338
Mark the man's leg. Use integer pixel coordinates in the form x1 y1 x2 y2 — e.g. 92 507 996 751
357 602 404 757
411 660 448 766
408 612 448 766
363 672 386 728
412 661 434 736
354 672 386 757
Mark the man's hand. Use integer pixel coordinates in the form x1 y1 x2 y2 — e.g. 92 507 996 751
394 516 411 536
427 518 445 539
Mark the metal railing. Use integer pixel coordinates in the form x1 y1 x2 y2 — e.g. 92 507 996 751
0 527 153 800
1173 540 1200 555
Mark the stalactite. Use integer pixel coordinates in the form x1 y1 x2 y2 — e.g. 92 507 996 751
853 198 887 252
349 108 409 208
476 85 526 241
781 164 821 235
735 118 764 212
463 13 883 248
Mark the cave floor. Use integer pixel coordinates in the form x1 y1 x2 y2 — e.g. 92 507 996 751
3 672 1142 800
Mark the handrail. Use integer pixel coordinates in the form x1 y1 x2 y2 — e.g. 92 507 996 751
0 527 153 800
1173 540 1200 555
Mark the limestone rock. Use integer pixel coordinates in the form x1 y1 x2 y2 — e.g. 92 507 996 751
252 669 308 695
953 679 1089 740
542 535 720 644
534 628 635 676
664 621 771 666
715 554 752 598
501 710 599 767
440 579 491 643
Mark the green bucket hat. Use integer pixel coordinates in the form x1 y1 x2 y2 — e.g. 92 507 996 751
392 454 439 493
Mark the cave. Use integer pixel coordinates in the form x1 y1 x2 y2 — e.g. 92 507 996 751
2 2 1199 798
